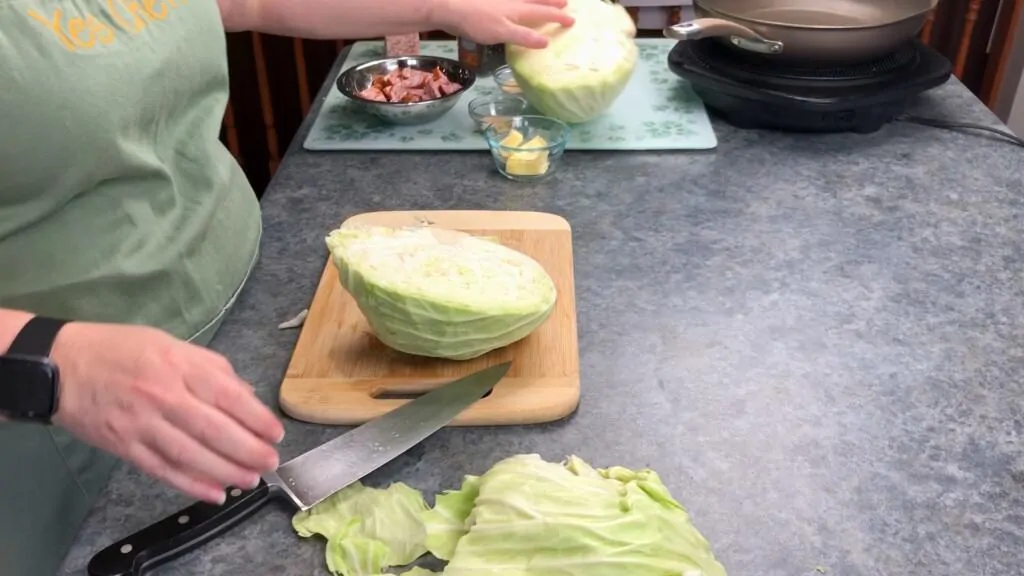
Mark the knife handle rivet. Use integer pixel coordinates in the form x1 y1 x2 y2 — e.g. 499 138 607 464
119 544 133 554
177 515 190 525
230 488 242 498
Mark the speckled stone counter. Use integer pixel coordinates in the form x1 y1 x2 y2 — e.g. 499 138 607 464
60 50 1024 576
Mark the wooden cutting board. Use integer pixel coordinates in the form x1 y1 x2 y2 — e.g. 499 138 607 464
279 210 580 426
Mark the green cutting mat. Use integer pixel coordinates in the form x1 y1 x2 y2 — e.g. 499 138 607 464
303 39 717 152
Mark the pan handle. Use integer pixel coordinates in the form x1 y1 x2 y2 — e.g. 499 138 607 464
663 18 784 55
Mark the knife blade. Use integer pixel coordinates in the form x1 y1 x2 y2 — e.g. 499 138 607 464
86 361 511 576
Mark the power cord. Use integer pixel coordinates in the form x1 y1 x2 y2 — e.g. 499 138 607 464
897 114 1024 148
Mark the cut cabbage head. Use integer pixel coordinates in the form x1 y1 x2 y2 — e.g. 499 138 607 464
325 225 557 361
506 0 638 124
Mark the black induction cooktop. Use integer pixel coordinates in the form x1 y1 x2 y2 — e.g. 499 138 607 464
667 38 953 134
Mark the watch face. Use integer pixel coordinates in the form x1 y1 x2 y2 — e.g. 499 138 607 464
0 355 59 419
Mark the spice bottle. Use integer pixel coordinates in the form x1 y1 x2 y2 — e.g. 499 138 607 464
457 37 506 76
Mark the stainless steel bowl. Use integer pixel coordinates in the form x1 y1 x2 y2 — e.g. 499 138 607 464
335 56 477 126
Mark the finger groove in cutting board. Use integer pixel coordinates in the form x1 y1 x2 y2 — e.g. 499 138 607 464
278 210 581 426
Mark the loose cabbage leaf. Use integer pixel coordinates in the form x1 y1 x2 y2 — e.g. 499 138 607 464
324 529 389 576
294 456 726 576
429 454 727 576
325 225 557 360
421 475 483 560
291 481 429 575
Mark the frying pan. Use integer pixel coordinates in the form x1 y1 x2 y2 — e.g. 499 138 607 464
664 0 939 65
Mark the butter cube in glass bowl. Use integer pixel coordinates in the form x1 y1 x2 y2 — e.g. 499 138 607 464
483 115 570 182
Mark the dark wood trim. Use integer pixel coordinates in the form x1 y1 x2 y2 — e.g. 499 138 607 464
293 37 312 115
250 32 281 176
981 0 1023 107
922 8 937 43
954 0 982 77
223 101 241 161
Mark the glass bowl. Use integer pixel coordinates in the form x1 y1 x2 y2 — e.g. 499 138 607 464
483 115 570 182
467 94 529 133
492 65 523 96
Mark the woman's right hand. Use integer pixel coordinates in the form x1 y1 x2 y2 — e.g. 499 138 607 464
50 321 285 504
433 0 575 49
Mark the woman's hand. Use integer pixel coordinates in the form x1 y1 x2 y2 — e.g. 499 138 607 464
433 0 576 49
51 322 284 504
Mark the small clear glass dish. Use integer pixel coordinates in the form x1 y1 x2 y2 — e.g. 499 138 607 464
483 115 570 182
467 94 529 133
493 65 522 96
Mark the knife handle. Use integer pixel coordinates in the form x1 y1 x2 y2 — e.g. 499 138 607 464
86 480 275 576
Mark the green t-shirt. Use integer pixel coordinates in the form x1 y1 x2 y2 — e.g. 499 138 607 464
0 0 261 340
0 1 262 574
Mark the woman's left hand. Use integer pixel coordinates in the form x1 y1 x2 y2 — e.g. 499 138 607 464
433 0 576 49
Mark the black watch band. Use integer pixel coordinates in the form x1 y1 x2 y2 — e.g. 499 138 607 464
8 316 68 356
0 316 69 423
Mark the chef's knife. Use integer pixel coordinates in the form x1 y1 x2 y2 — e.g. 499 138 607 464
86 361 511 576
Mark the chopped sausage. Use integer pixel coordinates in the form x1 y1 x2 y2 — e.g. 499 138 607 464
356 66 463 103
359 86 387 102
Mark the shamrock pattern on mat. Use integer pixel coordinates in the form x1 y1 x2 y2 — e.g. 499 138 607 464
305 39 717 151
319 101 394 142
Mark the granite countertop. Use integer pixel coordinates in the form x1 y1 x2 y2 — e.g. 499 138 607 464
60 50 1024 575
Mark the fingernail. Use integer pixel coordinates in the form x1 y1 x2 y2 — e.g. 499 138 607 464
275 429 285 444
247 474 261 489
214 490 227 505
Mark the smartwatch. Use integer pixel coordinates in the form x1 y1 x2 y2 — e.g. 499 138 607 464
0 315 69 423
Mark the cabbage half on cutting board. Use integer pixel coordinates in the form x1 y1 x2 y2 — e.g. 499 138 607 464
325 225 557 361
